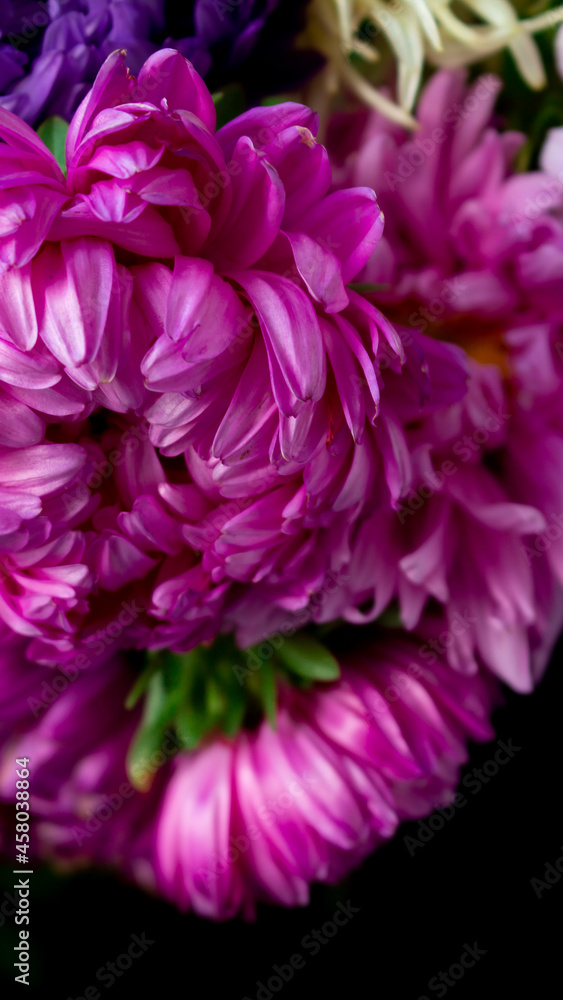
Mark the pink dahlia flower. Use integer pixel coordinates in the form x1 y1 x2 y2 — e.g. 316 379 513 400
0 48 474 666
0 626 499 919
328 69 563 692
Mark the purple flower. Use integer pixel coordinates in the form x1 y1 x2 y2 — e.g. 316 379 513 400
0 1 164 124
0 0 315 126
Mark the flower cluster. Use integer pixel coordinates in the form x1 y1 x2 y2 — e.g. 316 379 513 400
0 29 561 920
0 48 473 675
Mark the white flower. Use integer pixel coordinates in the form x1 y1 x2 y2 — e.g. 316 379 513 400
302 0 563 125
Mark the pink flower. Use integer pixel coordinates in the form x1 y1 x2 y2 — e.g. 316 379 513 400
0 49 470 661
328 69 563 692
0 111 67 271
0 632 159 877
0 626 499 919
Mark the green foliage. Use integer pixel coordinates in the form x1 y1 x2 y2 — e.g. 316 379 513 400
125 628 344 780
276 633 341 681
348 282 390 293
37 116 68 174
494 25 563 169
212 83 247 129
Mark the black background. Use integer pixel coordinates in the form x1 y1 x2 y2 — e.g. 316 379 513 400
1 636 561 999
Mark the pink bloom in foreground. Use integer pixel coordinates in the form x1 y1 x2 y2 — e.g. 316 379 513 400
0 627 499 919
0 48 472 666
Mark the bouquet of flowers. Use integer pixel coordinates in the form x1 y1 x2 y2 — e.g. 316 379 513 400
0 0 562 921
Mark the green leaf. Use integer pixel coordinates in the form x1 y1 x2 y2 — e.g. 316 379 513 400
124 654 160 709
174 702 209 751
222 690 247 738
347 281 390 293
37 116 68 174
216 658 247 736
126 672 169 789
126 721 168 791
211 83 247 129
277 633 341 682
259 659 277 729
376 603 403 629
261 94 293 107
205 676 225 720
126 662 188 789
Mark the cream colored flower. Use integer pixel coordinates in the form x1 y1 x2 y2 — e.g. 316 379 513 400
302 0 563 126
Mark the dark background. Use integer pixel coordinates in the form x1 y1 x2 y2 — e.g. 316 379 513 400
1 636 561 999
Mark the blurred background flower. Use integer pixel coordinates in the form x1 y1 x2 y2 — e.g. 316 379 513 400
300 0 563 125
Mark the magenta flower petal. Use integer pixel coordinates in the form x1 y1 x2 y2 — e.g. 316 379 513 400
285 231 349 313
226 270 326 410
65 50 136 163
0 54 558 920
0 444 85 495
35 238 117 368
298 188 385 284
135 49 217 133
216 103 318 160
0 262 38 351
87 532 158 591
208 137 286 269
0 392 44 448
